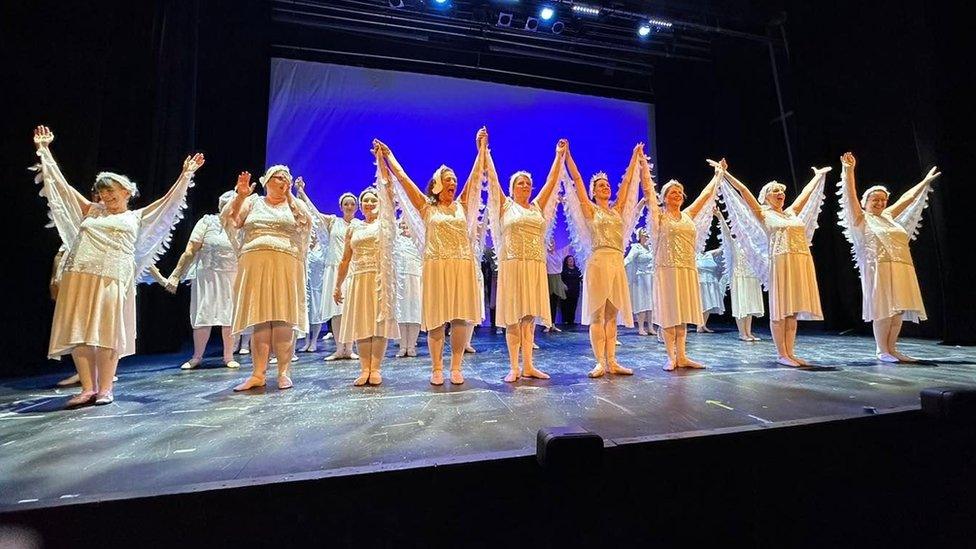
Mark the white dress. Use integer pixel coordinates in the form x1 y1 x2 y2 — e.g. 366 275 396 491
837 172 929 323
338 220 400 342
580 208 633 326
394 233 423 325
318 216 360 322
624 242 655 314
494 201 551 327
305 241 327 325
35 147 195 359
651 212 704 328
419 202 481 330
697 250 726 315
186 215 237 328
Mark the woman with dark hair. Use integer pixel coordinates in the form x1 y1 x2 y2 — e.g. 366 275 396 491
32 125 204 406
374 129 486 385
560 255 582 326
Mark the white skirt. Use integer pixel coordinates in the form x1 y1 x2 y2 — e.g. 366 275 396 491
190 268 236 328
769 252 822 321
862 260 926 322
319 264 344 321
653 266 703 328
339 271 400 342
421 257 480 330
699 276 726 315
581 248 633 327
731 275 764 319
629 273 655 314
496 258 551 327
396 273 422 325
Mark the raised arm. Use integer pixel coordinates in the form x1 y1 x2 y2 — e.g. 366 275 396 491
638 153 661 228
535 139 567 211
377 140 428 212
685 161 724 219
294 177 334 231
613 143 643 215
789 166 832 214
721 167 764 223
564 145 594 219
484 144 506 210
32 126 93 219
222 171 256 229
459 127 488 210
141 153 205 219
839 152 864 226
886 166 941 219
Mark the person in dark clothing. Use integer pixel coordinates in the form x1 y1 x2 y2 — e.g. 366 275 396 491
560 255 582 326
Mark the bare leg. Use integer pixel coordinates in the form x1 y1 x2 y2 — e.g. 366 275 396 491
647 313 658 336
504 322 521 382
605 303 632 375
677 325 704 368
587 308 607 378
354 337 372 386
369 336 387 384
745 316 759 340
236 322 270 390
662 326 678 371
408 324 421 355
771 319 798 366
220 326 238 367
449 319 469 384
396 323 410 357
304 323 322 352
427 325 446 385
886 315 915 362
464 321 477 353
697 313 713 333
93 346 119 395
270 321 295 388
66 346 97 406
181 326 211 369
785 316 806 365
522 316 548 379
736 317 750 340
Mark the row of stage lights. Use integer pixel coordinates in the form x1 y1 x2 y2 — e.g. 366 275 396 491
389 0 673 38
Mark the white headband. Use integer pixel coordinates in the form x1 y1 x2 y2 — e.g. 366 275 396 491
95 172 138 198
338 192 358 208
258 165 292 187
431 165 451 196
758 181 786 205
508 171 533 197
588 172 609 199
860 185 890 209
659 180 685 204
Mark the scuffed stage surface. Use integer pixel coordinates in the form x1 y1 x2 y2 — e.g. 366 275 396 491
1 326 974 511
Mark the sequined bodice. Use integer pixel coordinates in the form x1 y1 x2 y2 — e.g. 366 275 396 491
196 215 237 272
863 213 913 265
241 197 302 258
654 211 696 269
731 242 753 277
501 202 545 262
394 234 422 276
423 202 473 261
764 209 810 257
63 207 138 283
591 207 624 252
350 221 381 275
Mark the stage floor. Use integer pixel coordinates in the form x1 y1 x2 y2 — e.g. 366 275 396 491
1 325 974 511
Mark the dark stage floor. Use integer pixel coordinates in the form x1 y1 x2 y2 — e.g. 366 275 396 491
1 325 974 512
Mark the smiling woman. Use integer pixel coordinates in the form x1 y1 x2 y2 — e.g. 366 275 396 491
32 125 205 407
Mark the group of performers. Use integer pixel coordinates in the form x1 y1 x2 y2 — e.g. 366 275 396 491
31 124 941 407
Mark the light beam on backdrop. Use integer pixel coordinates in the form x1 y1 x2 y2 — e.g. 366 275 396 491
266 58 656 250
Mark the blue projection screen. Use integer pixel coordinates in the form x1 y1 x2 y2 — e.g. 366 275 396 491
267 58 656 248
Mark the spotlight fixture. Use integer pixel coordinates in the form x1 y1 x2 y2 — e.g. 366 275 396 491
551 20 565 34
648 18 673 29
524 16 539 31
497 12 513 27
637 23 651 37
571 4 600 17
539 6 555 20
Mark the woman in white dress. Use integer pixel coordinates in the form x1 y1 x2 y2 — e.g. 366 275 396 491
624 227 656 336
160 190 240 370
32 125 204 406
719 161 832 366
333 144 400 385
695 245 726 333
837 152 940 362
485 135 564 382
375 130 485 385
222 166 312 391
295 182 361 361
716 208 764 341
393 218 423 357
301 230 327 352
641 156 723 370
562 141 646 378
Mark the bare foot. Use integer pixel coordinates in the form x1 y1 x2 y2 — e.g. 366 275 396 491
234 376 266 391
588 364 606 378
504 370 519 383
277 375 293 390
353 372 369 386
522 366 550 379
430 369 444 386
66 391 97 408
891 350 918 363
450 369 465 385
680 358 705 369
662 360 676 372
368 371 382 385
791 355 809 366
607 361 634 375
776 356 801 367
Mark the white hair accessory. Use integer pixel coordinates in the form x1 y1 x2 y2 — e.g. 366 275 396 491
588 172 609 199
258 165 292 187
218 190 237 211
659 180 685 205
860 185 890 209
508 171 533 197
358 187 379 204
338 192 358 208
633 226 648 242
430 165 450 196
95 172 138 198
758 181 786 205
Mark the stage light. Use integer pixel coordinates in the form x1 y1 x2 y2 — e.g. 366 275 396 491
497 12 513 27
571 4 600 17
648 18 673 29
552 21 565 34
539 6 554 20
524 16 539 31
637 23 651 37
